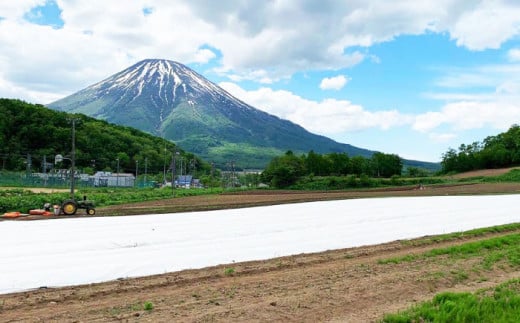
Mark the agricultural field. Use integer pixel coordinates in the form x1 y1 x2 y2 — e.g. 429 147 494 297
0 221 518 322
0 170 519 322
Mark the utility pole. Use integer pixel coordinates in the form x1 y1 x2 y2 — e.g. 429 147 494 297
68 118 79 200
26 153 31 174
179 157 183 178
163 145 167 185
187 159 196 179
116 158 120 187
135 160 139 188
230 160 236 188
144 157 148 186
26 153 32 185
43 155 47 187
70 119 76 198
172 150 179 195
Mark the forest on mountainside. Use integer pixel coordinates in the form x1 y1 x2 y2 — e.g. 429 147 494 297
441 124 520 173
0 99 210 176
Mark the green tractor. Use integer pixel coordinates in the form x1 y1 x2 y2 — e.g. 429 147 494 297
61 197 96 215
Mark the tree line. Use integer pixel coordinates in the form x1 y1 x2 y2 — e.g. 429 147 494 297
441 124 520 173
0 99 211 178
261 150 403 188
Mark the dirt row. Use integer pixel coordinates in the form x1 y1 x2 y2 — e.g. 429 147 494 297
97 182 520 217
1 228 518 322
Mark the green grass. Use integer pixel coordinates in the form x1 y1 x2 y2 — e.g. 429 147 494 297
378 233 520 268
381 279 520 323
401 223 520 246
482 169 520 182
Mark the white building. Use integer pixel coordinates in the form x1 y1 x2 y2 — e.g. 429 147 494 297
91 171 135 187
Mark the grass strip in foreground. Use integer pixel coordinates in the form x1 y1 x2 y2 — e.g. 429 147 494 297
381 279 520 323
402 223 520 246
378 233 520 269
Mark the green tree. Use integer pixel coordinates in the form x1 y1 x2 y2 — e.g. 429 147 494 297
441 148 458 173
404 166 430 177
350 156 369 176
261 151 305 188
326 152 351 175
304 150 331 176
370 152 402 177
0 99 211 178
441 124 520 173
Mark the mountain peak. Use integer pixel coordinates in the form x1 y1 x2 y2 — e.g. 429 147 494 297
91 58 229 103
48 59 374 168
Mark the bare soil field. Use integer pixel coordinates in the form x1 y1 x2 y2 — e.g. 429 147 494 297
1 181 520 322
448 166 520 179
97 182 520 217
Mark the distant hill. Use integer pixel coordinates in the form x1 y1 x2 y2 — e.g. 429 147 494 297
0 98 207 175
48 59 381 169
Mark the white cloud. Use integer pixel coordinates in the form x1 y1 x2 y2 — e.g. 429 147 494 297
319 75 350 90
429 132 457 143
413 101 520 133
0 0 45 20
193 48 216 64
1 1 520 107
417 58 520 138
219 82 411 135
221 81 520 144
508 48 520 62
432 64 520 94
429 63 520 105
449 1 520 50
496 81 520 95
435 72 496 89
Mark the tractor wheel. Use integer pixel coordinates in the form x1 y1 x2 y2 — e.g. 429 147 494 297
87 208 96 215
62 200 78 215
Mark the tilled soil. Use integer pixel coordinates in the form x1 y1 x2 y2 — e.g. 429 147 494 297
1 183 520 322
97 182 520 217
1 230 518 322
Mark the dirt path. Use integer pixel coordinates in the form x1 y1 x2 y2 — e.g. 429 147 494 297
1 183 520 322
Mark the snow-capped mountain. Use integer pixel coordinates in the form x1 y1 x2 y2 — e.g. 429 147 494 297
48 59 373 168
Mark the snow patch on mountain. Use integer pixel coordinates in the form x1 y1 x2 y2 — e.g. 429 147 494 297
83 59 254 112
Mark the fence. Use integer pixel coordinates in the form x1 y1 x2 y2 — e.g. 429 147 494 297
0 172 156 189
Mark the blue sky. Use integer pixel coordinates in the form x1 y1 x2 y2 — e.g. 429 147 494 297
1 1 520 163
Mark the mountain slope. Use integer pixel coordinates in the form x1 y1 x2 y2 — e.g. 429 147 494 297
0 98 205 175
48 59 411 169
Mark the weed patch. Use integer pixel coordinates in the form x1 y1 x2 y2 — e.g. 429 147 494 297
382 279 520 322
143 301 154 311
224 267 236 276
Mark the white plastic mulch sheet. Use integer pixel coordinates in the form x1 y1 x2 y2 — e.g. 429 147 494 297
0 195 518 294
